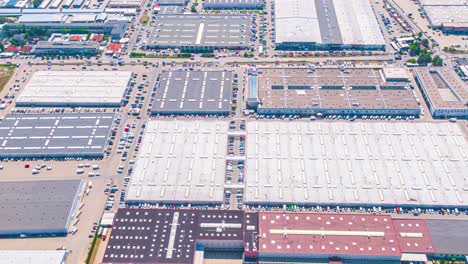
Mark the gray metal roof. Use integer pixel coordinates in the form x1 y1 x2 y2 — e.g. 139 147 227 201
148 14 251 49
157 0 188 6
426 219 468 255
0 113 115 159
151 71 232 114
274 0 385 47
0 180 82 236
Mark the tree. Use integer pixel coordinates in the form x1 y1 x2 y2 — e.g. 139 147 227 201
33 0 41 7
421 38 429 48
432 55 443 66
417 51 432 65
417 32 423 38
409 43 420 56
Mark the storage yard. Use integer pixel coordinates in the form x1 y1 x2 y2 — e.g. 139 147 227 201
250 67 420 116
0 180 82 237
274 0 385 50
16 71 132 107
125 120 229 204
244 121 468 207
0 113 115 159
151 71 233 115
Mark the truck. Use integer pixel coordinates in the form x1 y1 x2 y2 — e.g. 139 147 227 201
102 227 109 240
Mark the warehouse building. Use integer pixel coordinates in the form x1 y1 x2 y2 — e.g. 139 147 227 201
203 0 265 9
250 67 420 117
0 250 68 264
156 0 188 5
151 71 233 115
274 0 385 50
426 219 468 256
414 67 468 119
103 209 248 264
244 121 468 208
0 180 82 237
147 14 252 52
17 71 132 107
31 41 100 56
256 212 437 263
0 113 115 159
126 120 228 204
108 0 143 8
420 0 468 33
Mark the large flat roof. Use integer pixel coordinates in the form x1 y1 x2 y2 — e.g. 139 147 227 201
254 68 419 111
392 219 435 254
426 219 468 255
203 0 265 9
0 250 67 264
258 212 401 257
245 121 468 207
103 209 244 264
424 5 468 27
274 0 384 47
0 113 115 159
126 120 228 204
16 71 131 107
0 180 82 236
414 67 468 110
151 71 232 115
148 14 251 49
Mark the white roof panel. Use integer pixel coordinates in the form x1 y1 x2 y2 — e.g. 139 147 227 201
17 71 132 107
245 121 468 207
126 120 228 204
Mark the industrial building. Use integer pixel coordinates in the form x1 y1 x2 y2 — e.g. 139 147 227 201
103 209 247 264
249 68 420 117
0 250 68 264
126 120 228 204
103 209 468 263
274 0 385 50
147 14 252 51
414 67 468 119
244 121 468 208
257 212 436 263
108 0 143 8
203 0 265 9
426 219 468 256
156 0 188 5
17 71 132 107
0 180 82 237
151 71 233 115
420 0 468 33
0 113 115 159
31 41 100 56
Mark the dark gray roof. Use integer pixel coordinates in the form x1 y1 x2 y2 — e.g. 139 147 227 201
0 180 82 236
0 113 115 159
148 14 251 49
203 0 265 9
315 0 343 44
103 209 245 264
157 0 188 6
426 219 468 255
151 71 232 114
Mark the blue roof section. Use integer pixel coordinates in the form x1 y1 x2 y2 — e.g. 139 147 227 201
249 74 258 99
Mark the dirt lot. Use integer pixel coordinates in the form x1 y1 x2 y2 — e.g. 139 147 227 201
0 65 15 93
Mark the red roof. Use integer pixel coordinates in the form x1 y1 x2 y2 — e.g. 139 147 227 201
89 34 104 42
69 35 83 41
258 212 402 257
108 43 122 53
6 46 20 52
393 219 435 254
